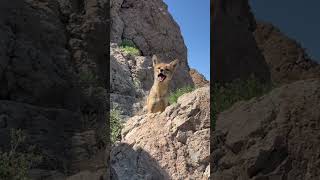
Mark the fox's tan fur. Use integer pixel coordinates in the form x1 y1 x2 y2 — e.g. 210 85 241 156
147 55 179 113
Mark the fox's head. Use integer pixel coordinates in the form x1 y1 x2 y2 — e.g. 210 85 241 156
152 55 179 84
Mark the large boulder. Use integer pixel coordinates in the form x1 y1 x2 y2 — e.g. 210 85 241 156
110 0 193 90
254 22 320 85
111 86 210 179
212 79 320 179
212 0 271 83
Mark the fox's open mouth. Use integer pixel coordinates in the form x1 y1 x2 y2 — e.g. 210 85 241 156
158 73 166 82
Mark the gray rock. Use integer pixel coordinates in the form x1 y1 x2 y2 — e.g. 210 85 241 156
110 0 194 90
254 22 320 85
212 79 320 180
0 0 108 178
111 86 210 179
0 0 79 111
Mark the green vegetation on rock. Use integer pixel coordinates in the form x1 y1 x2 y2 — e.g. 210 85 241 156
119 39 141 56
110 107 124 144
169 86 195 104
0 129 42 180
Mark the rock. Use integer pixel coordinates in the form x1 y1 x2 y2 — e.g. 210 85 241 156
130 56 154 91
28 169 66 180
0 114 8 128
0 100 80 171
189 68 209 88
110 48 136 96
212 79 320 179
212 0 271 83
0 0 79 111
110 0 194 90
110 45 148 117
66 170 106 180
254 22 320 85
111 86 210 179
0 0 108 178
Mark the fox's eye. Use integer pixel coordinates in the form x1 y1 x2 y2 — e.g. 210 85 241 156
165 69 170 72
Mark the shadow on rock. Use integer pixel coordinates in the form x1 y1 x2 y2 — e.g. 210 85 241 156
110 143 170 180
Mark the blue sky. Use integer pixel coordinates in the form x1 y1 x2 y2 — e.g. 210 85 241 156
250 0 320 62
163 0 210 80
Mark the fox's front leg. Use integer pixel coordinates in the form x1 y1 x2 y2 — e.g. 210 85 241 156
146 97 155 113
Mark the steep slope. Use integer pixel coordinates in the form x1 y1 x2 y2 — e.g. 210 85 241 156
111 86 210 179
212 0 271 83
110 44 151 118
189 68 209 88
111 0 193 91
212 79 320 179
110 0 202 118
254 22 320 85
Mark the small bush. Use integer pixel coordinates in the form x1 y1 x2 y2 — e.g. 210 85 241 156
79 70 98 87
110 107 124 144
119 39 141 56
0 129 42 180
211 76 272 129
169 86 195 104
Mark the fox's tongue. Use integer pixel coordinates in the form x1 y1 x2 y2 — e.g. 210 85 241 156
158 76 164 82
158 74 166 82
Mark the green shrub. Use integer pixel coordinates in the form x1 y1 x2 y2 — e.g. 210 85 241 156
110 107 124 144
0 129 42 180
169 86 195 104
79 70 98 87
119 39 141 56
211 76 272 129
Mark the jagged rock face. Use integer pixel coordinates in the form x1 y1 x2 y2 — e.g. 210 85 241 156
254 22 320 85
0 0 78 110
189 68 209 88
212 0 271 83
212 79 320 179
111 86 210 180
110 0 193 90
0 0 108 179
110 45 150 117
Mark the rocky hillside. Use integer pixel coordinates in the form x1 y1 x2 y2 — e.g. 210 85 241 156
212 0 271 83
212 1 320 180
111 86 210 180
254 22 320 85
111 0 193 90
212 79 320 179
0 0 108 179
0 0 209 179
189 68 209 88
110 0 203 118
109 1 212 180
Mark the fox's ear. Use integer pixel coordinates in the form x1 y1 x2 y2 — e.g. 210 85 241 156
152 55 159 67
170 59 179 71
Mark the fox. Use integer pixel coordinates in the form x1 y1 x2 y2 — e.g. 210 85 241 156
146 55 179 113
